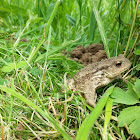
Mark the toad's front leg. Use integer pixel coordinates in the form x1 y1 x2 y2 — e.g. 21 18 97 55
83 90 97 107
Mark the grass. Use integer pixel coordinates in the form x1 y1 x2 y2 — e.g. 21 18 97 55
0 0 139 139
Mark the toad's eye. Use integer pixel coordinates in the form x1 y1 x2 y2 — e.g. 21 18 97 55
115 61 122 67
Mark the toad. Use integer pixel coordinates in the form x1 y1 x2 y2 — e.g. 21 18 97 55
67 54 131 107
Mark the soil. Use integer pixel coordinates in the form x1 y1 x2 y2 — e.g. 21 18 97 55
69 44 107 65
6 37 29 42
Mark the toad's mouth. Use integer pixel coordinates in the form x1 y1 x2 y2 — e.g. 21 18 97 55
106 66 131 78
115 66 131 77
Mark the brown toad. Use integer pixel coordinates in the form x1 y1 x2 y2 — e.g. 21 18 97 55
67 54 131 107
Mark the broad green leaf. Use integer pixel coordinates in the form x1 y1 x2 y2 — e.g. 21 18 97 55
136 64 140 70
2 61 28 72
118 106 140 127
111 82 139 105
129 118 140 138
134 49 140 55
133 79 140 98
6 63 15 67
0 86 72 140
0 79 8 85
16 61 27 69
2 65 14 72
31 67 42 76
127 82 139 101
76 86 114 140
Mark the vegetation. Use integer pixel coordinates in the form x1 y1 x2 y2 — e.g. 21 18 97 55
0 0 139 139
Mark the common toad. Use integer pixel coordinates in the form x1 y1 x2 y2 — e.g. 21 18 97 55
67 54 131 107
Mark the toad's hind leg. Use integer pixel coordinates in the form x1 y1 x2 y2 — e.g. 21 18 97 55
83 89 97 107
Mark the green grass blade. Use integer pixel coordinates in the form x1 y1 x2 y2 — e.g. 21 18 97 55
89 0 102 41
28 0 60 64
44 0 60 37
92 0 110 57
27 38 45 64
88 8 96 41
27 77 46 111
8 78 14 124
35 38 80 62
0 86 72 140
13 12 37 49
103 97 113 139
76 86 114 140
124 0 139 56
